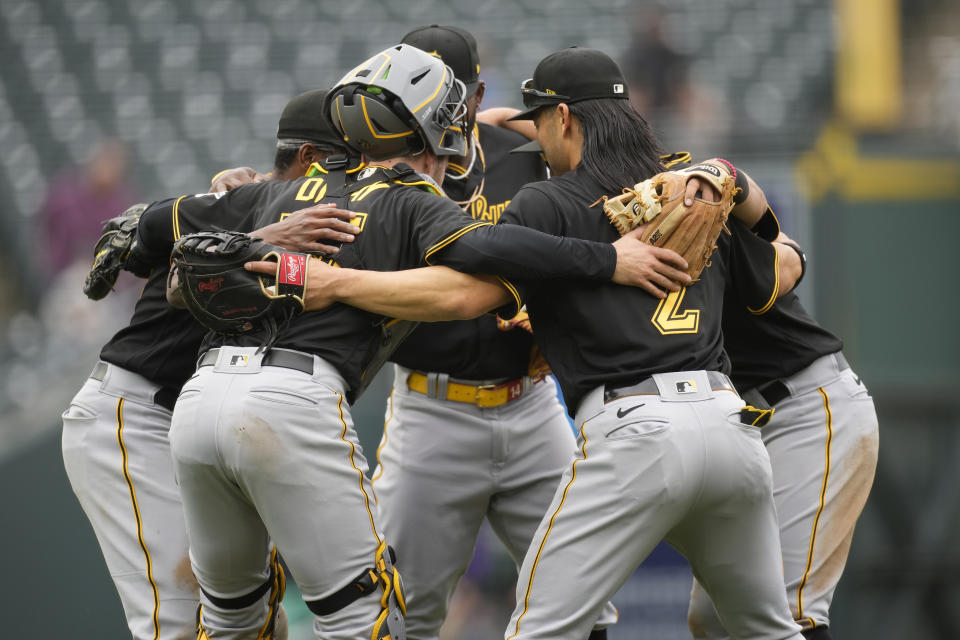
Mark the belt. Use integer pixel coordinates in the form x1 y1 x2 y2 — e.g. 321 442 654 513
198 348 315 375
407 371 532 408
90 361 179 412
754 351 850 408
603 371 736 403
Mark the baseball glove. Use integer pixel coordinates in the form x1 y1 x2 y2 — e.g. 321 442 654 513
596 158 738 281
171 231 310 346
83 203 150 299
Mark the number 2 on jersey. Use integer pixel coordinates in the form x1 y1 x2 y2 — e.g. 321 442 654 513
651 287 699 335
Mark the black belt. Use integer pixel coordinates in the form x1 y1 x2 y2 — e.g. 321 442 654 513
754 351 849 408
198 348 315 375
603 371 736 404
90 362 180 412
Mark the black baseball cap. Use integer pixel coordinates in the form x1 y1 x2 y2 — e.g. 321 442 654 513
509 47 630 121
401 24 481 98
276 89 344 148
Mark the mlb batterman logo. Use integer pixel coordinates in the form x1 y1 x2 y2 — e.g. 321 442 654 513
676 380 697 393
613 83 624 94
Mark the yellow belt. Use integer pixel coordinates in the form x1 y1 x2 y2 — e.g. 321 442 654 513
406 372 532 408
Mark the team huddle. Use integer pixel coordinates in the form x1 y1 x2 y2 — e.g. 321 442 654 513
62 24 879 640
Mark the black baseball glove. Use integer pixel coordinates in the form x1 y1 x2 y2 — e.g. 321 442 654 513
83 203 150 299
171 231 311 347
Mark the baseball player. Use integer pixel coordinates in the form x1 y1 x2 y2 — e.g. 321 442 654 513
61 90 361 640
687 265 880 640
270 47 808 640
209 88 366 193
360 25 618 640
472 71 869 640
129 44 690 640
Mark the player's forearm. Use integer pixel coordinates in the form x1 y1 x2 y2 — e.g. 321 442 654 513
728 170 769 229
773 242 803 296
306 262 511 320
774 241 805 296
433 224 616 280
476 108 537 141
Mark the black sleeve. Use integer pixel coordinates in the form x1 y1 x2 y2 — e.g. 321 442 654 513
425 184 616 280
135 189 263 263
134 197 182 264
429 223 616 281
498 183 565 234
726 219 781 314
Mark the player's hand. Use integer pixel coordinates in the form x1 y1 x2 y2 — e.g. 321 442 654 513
611 228 692 298
684 176 720 206
245 257 340 311
210 167 269 193
250 204 361 254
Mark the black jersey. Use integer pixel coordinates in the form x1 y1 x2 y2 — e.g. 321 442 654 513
722 292 843 392
390 123 548 379
499 166 783 413
138 165 486 400
98 271 206 391
96 164 352 392
136 164 628 401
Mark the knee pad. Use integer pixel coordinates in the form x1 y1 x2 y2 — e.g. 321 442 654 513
306 541 406 640
197 546 287 640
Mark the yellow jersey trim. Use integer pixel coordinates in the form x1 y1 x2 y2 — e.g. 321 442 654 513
171 195 187 241
748 247 780 315
494 276 522 317
423 221 493 264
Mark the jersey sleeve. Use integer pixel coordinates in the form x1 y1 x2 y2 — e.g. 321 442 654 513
405 188 495 262
725 219 781 315
498 184 566 235
136 188 262 261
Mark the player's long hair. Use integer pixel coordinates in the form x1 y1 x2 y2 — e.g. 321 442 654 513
570 99 665 194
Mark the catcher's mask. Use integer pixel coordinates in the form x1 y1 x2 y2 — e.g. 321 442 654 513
327 44 468 161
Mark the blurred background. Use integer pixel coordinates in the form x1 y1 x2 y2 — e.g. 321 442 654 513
1 0 958 637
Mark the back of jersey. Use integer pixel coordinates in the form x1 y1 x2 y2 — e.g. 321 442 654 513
500 166 781 412
202 165 486 399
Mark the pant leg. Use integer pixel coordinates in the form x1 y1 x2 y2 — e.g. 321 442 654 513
486 381 619 630
62 370 198 640
372 381 493 640
169 368 277 639
673 396 802 640
171 357 391 640
688 362 879 637
505 388 696 640
763 367 878 631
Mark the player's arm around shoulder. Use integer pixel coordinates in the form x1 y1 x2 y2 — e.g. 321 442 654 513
244 259 514 321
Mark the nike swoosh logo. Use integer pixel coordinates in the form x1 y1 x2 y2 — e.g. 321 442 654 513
616 404 645 419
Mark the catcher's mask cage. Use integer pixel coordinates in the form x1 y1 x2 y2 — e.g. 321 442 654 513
328 44 468 161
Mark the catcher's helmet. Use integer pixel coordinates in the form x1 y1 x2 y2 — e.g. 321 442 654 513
327 44 467 161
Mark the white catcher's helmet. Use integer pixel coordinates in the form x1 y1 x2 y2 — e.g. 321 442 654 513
327 44 468 161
